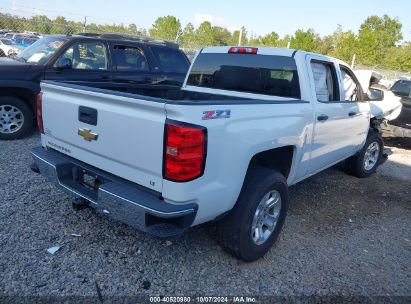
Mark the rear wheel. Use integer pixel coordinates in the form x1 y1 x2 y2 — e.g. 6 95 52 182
218 167 289 262
0 49 5 57
345 131 384 178
0 97 34 140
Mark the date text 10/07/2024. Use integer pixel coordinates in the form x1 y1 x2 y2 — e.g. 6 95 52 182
149 296 257 303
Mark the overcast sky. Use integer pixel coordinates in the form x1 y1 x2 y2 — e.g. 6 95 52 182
1 0 410 40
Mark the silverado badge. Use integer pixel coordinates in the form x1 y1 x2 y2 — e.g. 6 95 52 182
78 128 98 141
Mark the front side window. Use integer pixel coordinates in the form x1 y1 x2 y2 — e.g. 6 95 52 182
60 42 108 70
311 61 339 102
113 45 149 72
340 66 362 101
187 53 300 99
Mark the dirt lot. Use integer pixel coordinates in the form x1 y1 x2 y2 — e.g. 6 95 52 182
0 132 410 301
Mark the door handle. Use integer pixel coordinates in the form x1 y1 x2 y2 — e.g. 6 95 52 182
79 106 98 126
101 75 110 80
348 111 357 117
317 114 329 121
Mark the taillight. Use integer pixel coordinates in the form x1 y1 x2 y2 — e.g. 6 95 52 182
164 120 207 182
36 92 44 134
228 47 258 54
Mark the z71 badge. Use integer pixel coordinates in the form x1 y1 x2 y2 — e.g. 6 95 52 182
202 110 231 120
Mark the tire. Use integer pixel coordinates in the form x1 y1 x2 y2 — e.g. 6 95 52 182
218 167 289 262
345 131 384 178
0 97 34 140
0 49 5 57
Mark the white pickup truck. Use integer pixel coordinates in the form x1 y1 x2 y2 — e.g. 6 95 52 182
31 46 389 261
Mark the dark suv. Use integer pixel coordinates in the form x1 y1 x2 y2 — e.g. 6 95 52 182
390 79 411 133
0 34 190 139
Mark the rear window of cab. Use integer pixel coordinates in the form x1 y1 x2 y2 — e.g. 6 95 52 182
187 53 300 99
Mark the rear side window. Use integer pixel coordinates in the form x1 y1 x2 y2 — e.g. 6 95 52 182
310 61 339 102
186 53 300 99
113 45 149 72
150 46 189 74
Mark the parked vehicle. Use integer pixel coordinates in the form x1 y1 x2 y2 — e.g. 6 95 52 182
357 72 411 138
0 34 190 139
31 46 393 261
14 36 39 48
355 70 402 121
0 38 22 57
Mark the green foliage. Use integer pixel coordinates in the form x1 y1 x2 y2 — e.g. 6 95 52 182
356 15 403 66
0 12 409 71
249 32 279 46
230 26 248 46
290 29 316 52
149 15 181 41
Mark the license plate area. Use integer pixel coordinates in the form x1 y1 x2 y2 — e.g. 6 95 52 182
78 169 101 192
56 163 108 202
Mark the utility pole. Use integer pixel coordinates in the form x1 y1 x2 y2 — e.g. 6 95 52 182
287 41 290 49
351 54 356 69
83 16 87 33
238 28 243 46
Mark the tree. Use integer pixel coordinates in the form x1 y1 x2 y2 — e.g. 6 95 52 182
249 32 279 46
382 44 411 72
357 15 402 66
277 35 292 48
31 15 52 34
230 26 247 45
212 26 231 46
179 22 195 47
149 15 181 41
290 29 316 51
195 21 215 46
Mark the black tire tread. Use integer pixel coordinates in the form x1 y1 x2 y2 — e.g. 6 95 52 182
345 131 384 178
218 166 289 261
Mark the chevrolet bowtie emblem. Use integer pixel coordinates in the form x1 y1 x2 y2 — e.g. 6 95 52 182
78 128 98 141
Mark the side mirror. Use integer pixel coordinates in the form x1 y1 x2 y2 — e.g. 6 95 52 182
367 88 384 101
54 57 72 71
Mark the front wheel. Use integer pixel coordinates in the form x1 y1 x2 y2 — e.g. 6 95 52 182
0 97 34 140
345 131 384 178
217 167 289 262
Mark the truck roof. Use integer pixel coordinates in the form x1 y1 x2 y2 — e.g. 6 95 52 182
201 46 298 57
41 34 180 49
200 46 348 65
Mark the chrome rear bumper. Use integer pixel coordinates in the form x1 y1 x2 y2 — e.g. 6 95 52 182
31 146 197 238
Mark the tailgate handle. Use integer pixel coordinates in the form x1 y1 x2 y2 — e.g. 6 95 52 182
78 106 98 126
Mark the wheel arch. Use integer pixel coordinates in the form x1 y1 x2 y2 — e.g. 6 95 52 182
245 145 295 184
0 86 37 114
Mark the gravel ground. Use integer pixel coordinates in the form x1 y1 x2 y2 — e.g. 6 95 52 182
0 131 410 300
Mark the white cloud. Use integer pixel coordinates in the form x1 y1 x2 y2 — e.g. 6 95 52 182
194 13 238 31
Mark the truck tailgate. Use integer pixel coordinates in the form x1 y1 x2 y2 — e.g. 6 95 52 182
40 82 166 192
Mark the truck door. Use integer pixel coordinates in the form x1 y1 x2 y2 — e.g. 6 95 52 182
307 55 370 174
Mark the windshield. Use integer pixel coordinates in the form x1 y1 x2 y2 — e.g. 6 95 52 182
16 36 68 64
0 39 14 45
